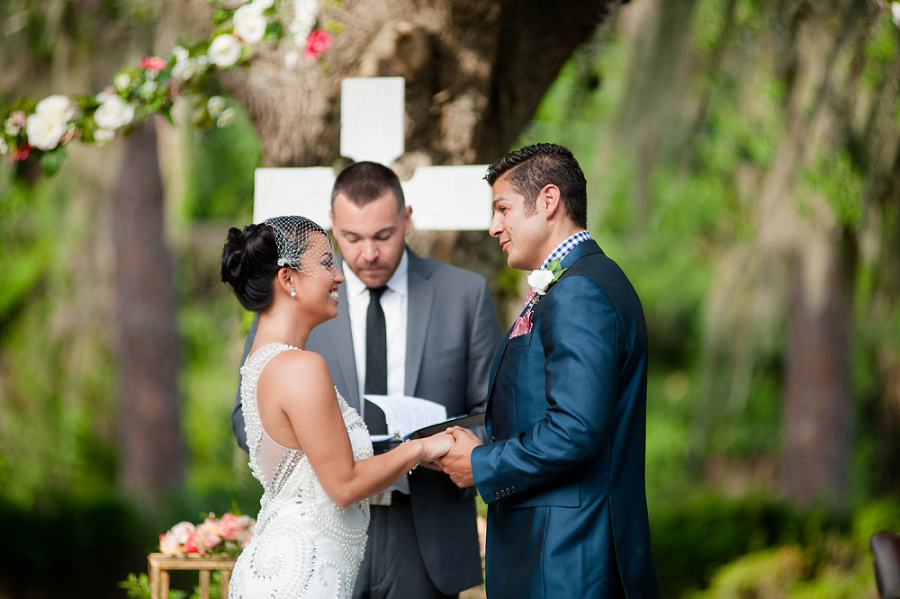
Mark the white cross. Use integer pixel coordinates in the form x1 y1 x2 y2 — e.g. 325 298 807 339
253 77 492 230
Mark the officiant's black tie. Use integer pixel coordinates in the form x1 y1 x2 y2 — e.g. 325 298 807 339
364 286 389 435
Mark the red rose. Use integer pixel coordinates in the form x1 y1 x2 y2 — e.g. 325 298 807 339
304 29 332 61
140 56 167 71
13 145 32 161
183 529 200 554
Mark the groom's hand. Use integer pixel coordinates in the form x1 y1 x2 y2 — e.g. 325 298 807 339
439 426 482 488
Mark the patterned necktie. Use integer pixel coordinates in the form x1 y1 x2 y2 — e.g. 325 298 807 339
364 286 388 434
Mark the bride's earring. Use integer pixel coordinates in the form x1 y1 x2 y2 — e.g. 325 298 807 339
290 287 297 297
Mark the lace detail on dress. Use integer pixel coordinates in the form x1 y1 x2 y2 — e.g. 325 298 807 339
229 343 374 599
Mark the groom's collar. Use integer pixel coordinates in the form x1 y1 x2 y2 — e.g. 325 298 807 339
539 230 592 270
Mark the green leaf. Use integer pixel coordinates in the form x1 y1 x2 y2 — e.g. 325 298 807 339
38 147 66 177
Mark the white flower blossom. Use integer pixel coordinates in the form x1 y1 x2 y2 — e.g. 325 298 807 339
527 269 556 295
172 58 197 81
35 95 75 122
250 0 274 9
208 34 243 68
207 96 226 118
892 1 900 27
94 95 135 130
234 4 267 44
26 112 67 150
172 45 190 63
114 73 132 92
217 108 235 128
284 49 300 68
141 81 158 98
0 138 7 155
5 121 20 136
94 128 115 144
290 0 318 41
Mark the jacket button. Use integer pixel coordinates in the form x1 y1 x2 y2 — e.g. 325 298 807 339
489 435 496 443
511 486 517 493
494 491 500 499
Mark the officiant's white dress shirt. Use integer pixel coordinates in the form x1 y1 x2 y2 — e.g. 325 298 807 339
344 250 409 402
344 251 409 494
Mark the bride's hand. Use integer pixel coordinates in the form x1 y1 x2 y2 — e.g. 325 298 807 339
417 431 455 462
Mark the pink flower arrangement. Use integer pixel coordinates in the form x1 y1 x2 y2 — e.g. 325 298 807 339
158 513 255 556
304 29 332 60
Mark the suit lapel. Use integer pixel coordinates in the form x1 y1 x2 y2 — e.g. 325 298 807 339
404 250 434 396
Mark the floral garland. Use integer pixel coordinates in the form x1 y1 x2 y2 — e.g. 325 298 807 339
159 512 256 556
0 0 338 176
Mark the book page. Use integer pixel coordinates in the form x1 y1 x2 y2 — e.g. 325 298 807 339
364 395 447 442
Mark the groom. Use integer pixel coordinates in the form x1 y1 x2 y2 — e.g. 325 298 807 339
441 143 660 598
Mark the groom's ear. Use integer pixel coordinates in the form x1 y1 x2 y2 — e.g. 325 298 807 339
540 184 563 219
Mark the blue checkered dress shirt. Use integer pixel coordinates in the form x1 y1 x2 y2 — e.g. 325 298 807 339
539 230 592 270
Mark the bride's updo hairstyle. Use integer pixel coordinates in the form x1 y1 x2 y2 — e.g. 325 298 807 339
221 216 331 312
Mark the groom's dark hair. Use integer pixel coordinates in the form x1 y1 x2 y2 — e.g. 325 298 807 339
484 143 587 228
331 161 406 213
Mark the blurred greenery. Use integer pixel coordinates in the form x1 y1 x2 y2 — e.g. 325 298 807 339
2 0 900 597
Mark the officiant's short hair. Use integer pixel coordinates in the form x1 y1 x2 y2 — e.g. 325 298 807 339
485 143 587 229
331 161 405 212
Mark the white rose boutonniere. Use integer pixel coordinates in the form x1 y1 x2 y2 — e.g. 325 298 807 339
527 259 567 296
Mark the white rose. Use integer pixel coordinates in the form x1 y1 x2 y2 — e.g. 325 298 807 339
208 34 243 68
26 112 67 150
35 95 74 122
234 4 267 44
94 128 115 144
94 95 135 130
527 269 555 295
172 59 197 81
217 108 235 128
172 45 189 63
5 121 20 136
114 73 131 92
141 81 158 98
892 1 900 27
159 532 181 555
168 521 196 544
207 96 226 118
250 0 274 9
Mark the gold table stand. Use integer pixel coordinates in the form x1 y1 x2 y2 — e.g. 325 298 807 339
147 553 237 599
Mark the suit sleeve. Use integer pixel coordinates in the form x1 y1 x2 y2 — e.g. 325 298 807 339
471 276 620 503
230 314 259 454
465 278 502 415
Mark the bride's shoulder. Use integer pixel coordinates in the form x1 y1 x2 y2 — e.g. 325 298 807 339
264 349 332 387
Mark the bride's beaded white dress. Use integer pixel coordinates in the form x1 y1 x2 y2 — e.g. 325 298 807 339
229 344 373 598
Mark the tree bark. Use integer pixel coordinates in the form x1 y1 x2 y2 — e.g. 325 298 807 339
112 120 184 501
782 233 855 508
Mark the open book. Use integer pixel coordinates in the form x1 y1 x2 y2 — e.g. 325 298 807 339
363 394 485 454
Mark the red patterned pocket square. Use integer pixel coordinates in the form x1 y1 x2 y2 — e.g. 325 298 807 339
509 310 534 339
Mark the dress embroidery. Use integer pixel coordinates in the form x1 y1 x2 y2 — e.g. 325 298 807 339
229 343 373 598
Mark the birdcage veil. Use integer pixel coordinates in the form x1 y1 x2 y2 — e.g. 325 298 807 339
263 216 337 279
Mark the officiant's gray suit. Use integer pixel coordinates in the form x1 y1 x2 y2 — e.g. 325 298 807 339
232 248 501 596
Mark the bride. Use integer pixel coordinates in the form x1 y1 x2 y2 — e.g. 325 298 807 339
221 216 453 598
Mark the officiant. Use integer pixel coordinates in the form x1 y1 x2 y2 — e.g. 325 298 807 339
231 161 501 599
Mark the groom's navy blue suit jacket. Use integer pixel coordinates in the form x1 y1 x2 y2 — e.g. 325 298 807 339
471 239 660 598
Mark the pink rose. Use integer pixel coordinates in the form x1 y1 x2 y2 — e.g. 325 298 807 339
195 516 222 553
9 111 27 127
140 56 167 71
183 528 200 554
304 29 332 60
217 513 243 541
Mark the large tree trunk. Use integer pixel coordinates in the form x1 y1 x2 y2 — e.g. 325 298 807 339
176 0 622 168
112 120 184 501
782 232 855 508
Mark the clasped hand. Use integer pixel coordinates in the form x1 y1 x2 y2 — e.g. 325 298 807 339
417 426 482 488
